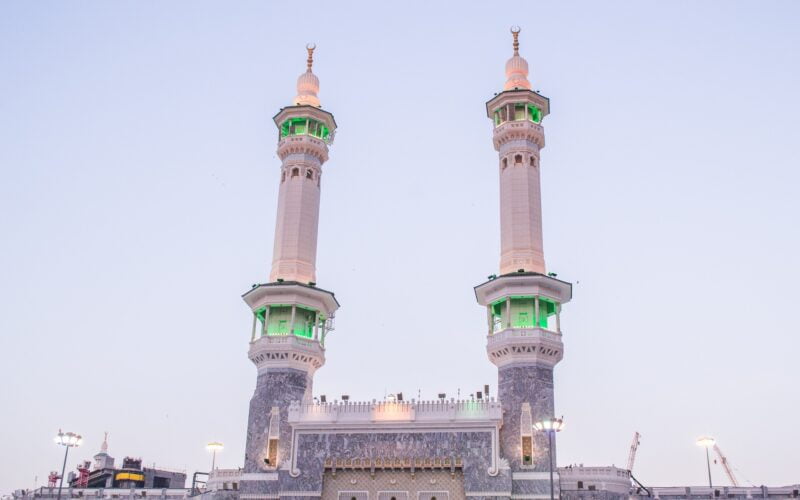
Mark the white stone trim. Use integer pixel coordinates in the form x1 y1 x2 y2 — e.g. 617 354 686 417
465 493 511 497
512 471 552 480
288 400 502 426
240 472 279 481
474 274 572 306
279 491 322 497
486 328 563 368
248 335 325 375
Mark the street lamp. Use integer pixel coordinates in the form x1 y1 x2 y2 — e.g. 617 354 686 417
206 442 224 471
696 436 716 488
54 430 82 500
534 417 565 500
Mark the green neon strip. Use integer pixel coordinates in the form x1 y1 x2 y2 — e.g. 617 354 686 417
255 306 267 322
528 104 542 123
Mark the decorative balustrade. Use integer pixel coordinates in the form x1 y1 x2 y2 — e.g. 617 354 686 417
488 327 562 344
288 399 502 425
251 334 320 348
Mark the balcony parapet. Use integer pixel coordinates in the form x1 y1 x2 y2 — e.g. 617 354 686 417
248 334 325 375
487 327 564 368
287 399 502 429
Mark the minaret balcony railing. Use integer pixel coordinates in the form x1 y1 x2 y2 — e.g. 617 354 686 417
252 334 321 349
248 333 325 374
486 327 564 368
488 327 562 345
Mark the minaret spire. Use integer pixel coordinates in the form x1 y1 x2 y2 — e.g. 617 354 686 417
511 25 520 55
504 27 531 91
294 43 321 107
306 43 315 70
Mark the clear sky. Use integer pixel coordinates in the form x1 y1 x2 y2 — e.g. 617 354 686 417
1 0 798 493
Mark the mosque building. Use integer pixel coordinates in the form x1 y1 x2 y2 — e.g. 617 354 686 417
226 29 799 500
15 29 798 500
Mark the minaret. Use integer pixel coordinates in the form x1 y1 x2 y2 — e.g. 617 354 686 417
241 45 339 480
92 432 114 471
474 27 572 494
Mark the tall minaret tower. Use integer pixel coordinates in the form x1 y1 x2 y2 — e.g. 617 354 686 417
241 45 339 482
474 28 572 495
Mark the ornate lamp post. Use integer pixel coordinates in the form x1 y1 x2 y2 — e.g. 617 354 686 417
54 430 82 500
206 442 224 471
696 436 716 487
534 417 565 500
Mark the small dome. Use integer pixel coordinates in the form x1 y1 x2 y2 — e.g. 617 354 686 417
294 70 320 106
293 44 321 107
504 55 531 91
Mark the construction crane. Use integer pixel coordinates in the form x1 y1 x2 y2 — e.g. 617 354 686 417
713 443 740 487
626 432 651 497
627 432 641 472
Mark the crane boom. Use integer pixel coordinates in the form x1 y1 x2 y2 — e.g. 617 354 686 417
713 443 739 487
627 432 641 471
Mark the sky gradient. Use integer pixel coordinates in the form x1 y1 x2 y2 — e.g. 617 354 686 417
1 0 799 493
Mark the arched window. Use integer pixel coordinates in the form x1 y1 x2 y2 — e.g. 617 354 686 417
281 171 286 182
530 156 536 167
306 170 313 179
291 167 299 177
502 158 508 169
515 154 523 164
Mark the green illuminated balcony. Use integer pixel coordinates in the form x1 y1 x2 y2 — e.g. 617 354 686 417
493 103 542 127
490 295 559 333
253 304 327 342
279 117 331 142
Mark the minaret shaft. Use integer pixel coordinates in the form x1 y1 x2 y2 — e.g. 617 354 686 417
498 139 545 275
270 153 323 284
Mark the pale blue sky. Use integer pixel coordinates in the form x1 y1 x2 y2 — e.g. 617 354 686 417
1 0 798 493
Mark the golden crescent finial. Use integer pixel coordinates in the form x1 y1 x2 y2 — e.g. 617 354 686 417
510 26 521 55
306 43 316 71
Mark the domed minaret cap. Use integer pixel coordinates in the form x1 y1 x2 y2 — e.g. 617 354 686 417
504 27 532 91
94 432 109 457
293 43 321 107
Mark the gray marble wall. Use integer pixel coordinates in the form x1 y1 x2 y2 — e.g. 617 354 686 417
290 430 510 494
243 368 312 473
497 364 556 473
